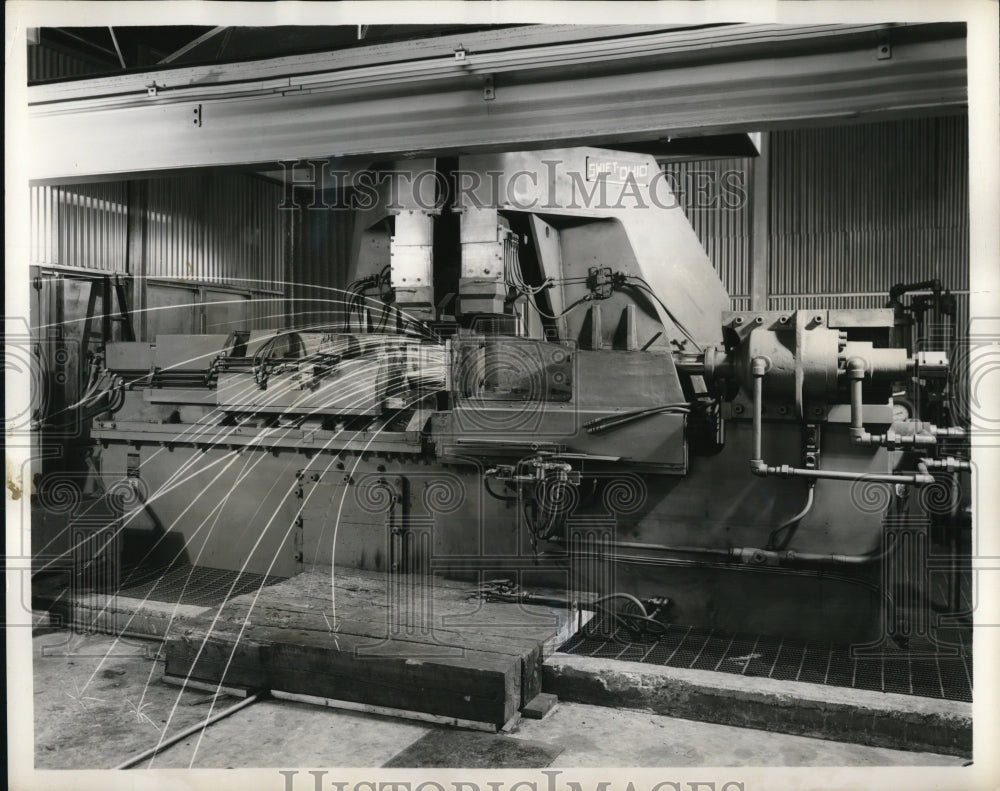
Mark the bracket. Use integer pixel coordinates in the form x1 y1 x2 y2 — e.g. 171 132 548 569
802 423 821 470
192 105 202 127
483 75 496 102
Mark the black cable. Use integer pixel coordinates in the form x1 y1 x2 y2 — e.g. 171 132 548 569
584 404 691 434
625 278 703 351
483 476 519 503
582 593 668 642
525 293 593 321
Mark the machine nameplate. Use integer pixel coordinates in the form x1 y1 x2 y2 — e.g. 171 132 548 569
585 155 651 184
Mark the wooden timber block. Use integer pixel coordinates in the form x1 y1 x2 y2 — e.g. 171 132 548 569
520 692 558 720
160 674 256 698
160 566 582 729
164 621 523 727
205 597 546 720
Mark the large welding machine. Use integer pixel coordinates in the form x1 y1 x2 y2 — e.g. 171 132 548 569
82 148 969 643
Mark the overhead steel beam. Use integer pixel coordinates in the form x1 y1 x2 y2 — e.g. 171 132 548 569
107 27 126 70
157 26 228 65
27 23 966 183
27 24 700 103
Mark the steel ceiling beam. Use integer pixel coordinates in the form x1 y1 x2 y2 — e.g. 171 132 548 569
27 23 966 183
107 27 126 70
156 26 229 65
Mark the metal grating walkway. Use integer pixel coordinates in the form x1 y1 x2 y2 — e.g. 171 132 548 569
112 563 286 608
560 623 972 702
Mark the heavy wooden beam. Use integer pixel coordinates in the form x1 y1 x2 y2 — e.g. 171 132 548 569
28 23 966 183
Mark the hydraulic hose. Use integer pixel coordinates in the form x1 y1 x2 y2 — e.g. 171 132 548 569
767 481 815 551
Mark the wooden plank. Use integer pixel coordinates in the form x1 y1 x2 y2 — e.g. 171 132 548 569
521 692 559 720
160 675 253 698
165 621 523 725
209 600 550 657
221 567 578 635
271 690 499 733
207 600 546 708
51 596 211 641
167 621 517 690
230 576 593 656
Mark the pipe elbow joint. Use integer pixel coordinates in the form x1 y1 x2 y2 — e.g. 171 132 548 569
750 356 770 378
846 357 867 379
849 429 872 445
750 459 769 477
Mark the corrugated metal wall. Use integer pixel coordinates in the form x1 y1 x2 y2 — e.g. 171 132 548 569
768 114 969 357
287 203 354 329
28 40 113 82
768 115 969 302
662 158 752 304
661 115 968 332
29 173 289 335
30 183 129 271
145 173 285 292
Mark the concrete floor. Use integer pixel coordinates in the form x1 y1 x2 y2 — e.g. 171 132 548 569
30 632 964 769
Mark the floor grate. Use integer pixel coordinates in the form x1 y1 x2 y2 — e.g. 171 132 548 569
108 562 285 608
560 623 972 702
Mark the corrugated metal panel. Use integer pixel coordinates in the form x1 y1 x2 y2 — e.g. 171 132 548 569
769 115 969 297
28 41 110 83
145 173 286 293
29 182 128 271
30 173 289 335
249 296 287 331
662 157 752 300
288 203 354 329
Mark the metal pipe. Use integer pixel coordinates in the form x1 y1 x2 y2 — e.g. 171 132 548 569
848 359 865 432
766 466 936 483
855 425 965 448
847 357 965 448
547 535 731 558
948 469 962 614
919 456 971 471
749 355 934 485
751 356 766 465
549 542 891 570
729 545 888 565
546 534 888 566
114 691 262 770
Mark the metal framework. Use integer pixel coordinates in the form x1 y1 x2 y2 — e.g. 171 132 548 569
27 22 966 182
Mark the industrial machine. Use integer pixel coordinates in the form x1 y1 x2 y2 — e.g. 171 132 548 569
77 148 969 643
